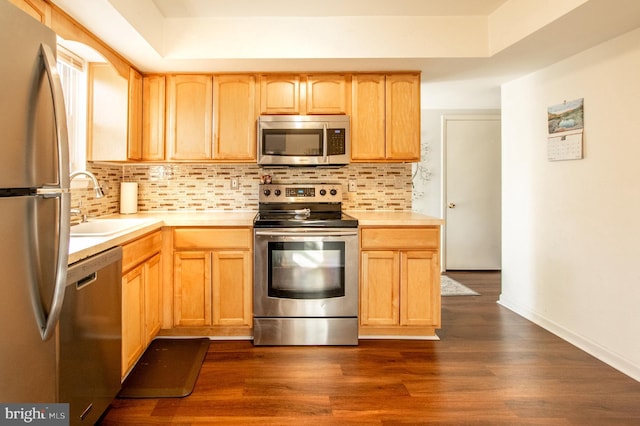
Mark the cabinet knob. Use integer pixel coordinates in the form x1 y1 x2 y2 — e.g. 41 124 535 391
448 202 456 209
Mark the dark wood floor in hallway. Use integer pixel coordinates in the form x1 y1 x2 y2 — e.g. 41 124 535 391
100 271 640 425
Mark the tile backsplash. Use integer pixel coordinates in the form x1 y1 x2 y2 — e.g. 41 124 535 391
72 162 413 218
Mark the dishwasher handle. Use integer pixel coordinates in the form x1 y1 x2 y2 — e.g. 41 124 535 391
67 247 122 287
75 272 98 290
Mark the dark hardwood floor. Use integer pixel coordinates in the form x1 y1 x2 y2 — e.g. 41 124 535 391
100 271 640 425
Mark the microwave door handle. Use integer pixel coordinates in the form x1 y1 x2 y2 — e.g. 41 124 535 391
322 124 328 163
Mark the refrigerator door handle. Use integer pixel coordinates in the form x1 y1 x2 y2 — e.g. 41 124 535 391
36 43 71 341
40 43 70 191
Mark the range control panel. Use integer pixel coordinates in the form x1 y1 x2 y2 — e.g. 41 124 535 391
259 183 342 203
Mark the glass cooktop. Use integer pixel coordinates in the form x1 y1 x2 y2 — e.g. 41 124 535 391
253 210 358 228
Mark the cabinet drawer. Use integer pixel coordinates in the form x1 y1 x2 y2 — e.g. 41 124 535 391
122 231 162 272
174 227 252 250
361 227 439 250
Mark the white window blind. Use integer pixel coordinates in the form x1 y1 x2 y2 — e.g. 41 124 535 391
56 45 87 173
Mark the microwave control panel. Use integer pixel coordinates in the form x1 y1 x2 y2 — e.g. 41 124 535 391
327 129 346 155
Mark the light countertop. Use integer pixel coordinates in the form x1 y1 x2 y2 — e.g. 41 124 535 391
68 210 443 265
347 210 444 226
68 211 256 264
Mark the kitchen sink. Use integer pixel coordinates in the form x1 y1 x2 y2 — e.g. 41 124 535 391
70 218 153 237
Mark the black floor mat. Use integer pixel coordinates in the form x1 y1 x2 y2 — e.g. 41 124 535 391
118 338 210 398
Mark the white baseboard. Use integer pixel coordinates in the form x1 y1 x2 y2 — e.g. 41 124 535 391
498 295 640 382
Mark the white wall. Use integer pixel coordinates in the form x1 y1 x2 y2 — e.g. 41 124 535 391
500 27 640 381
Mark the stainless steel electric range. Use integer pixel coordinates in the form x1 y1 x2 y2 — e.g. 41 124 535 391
253 182 359 345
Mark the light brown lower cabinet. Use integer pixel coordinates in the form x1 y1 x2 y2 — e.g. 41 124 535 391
359 226 441 337
121 231 162 378
172 228 253 336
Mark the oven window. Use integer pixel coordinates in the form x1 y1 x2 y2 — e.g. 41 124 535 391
262 129 323 156
268 241 345 299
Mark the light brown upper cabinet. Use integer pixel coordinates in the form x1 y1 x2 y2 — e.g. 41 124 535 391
306 74 348 114
164 74 257 162
86 62 129 162
141 75 166 161
213 74 257 161
260 75 300 114
351 73 421 162
351 74 386 160
166 74 213 160
127 68 143 161
88 64 146 162
386 74 421 160
260 74 349 115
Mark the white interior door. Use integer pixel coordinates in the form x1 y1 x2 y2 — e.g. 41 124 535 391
444 115 501 270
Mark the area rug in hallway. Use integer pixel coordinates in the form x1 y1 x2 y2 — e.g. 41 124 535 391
441 275 480 296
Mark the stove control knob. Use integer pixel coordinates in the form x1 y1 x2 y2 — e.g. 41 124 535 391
263 189 271 196
274 189 281 196
330 189 338 196
319 189 327 196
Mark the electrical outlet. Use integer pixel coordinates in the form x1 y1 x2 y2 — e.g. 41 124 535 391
230 177 239 189
348 180 357 192
394 176 405 188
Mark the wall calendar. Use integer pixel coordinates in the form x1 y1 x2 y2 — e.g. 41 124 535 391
547 98 584 161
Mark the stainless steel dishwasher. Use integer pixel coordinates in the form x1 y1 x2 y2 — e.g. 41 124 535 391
59 246 122 425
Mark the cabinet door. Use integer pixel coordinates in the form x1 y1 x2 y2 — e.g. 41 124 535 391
87 63 128 161
400 251 440 326
122 265 145 377
142 75 166 160
212 250 252 326
351 74 386 160
260 75 300 114
360 250 399 326
127 68 143 160
144 253 162 343
386 74 420 161
213 74 257 161
166 75 213 160
306 74 347 114
173 251 212 326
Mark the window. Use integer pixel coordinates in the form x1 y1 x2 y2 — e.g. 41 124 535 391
56 45 87 173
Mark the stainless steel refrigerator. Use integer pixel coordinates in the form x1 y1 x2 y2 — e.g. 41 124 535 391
0 0 71 403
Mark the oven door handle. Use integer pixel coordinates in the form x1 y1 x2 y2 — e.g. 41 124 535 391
255 229 358 237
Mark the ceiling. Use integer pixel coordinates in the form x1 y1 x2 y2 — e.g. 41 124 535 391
50 0 640 107
150 0 509 17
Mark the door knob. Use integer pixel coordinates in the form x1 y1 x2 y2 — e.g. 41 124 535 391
448 202 456 209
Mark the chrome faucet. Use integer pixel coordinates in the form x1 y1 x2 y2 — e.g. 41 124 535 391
70 170 105 199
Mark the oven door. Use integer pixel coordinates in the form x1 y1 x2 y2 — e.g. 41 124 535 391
254 228 358 318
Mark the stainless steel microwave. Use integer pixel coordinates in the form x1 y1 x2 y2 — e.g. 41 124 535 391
257 115 350 166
